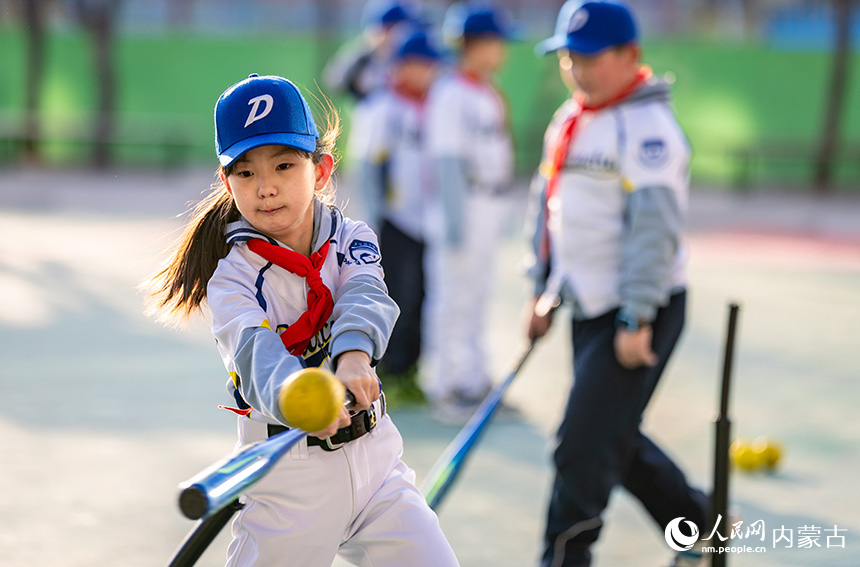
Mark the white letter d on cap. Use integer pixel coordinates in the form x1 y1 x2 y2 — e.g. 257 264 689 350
245 94 273 128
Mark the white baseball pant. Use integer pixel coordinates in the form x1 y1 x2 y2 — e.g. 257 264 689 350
226 413 459 567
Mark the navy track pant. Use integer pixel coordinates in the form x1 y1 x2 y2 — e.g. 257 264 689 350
378 220 425 375
542 291 708 567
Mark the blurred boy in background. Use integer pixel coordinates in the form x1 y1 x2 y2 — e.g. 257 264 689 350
525 2 709 566
348 28 443 403
323 0 419 101
423 2 519 424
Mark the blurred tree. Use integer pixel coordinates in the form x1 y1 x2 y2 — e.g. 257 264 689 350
815 0 855 191
74 0 121 169
21 0 46 163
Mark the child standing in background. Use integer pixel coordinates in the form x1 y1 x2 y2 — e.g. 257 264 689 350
323 0 418 101
349 29 443 403
525 3 709 566
146 74 458 567
423 3 519 424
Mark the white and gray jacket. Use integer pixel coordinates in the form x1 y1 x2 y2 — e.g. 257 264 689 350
525 79 689 323
207 199 399 426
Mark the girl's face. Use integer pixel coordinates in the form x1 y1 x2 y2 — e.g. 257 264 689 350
223 144 332 254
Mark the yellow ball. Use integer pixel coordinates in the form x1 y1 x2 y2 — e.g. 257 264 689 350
278 367 345 433
752 437 783 471
730 438 760 471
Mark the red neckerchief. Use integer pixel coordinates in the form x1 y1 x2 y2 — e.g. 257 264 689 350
539 66 652 262
246 239 334 356
546 65 652 201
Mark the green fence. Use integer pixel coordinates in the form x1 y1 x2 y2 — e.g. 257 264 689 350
2 26 859 189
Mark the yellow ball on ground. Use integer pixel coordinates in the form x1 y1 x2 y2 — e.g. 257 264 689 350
752 437 783 471
730 438 760 471
278 367 345 433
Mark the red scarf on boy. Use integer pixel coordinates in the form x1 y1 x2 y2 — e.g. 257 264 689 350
546 66 652 201
539 66 652 262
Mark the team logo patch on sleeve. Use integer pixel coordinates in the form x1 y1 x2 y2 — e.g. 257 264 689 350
348 239 381 265
638 139 669 169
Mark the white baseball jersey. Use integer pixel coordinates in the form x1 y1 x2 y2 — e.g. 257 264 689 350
208 198 399 426
530 79 689 321
425 71 514 192
349 87 431 241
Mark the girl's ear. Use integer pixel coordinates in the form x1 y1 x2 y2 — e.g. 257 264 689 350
220 171 233 196
314 154 334 192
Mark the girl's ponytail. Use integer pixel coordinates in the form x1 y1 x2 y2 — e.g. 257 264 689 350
144 178 240 324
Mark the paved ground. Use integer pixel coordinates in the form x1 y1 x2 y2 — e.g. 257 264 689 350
1 167 858 567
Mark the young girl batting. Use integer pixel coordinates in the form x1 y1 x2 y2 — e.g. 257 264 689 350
146 74 459 567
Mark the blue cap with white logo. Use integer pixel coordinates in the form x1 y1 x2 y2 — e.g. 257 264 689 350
443 3 520 43
535 1 638 56
214 74 318 167
396 29 443 61
361 1 415 30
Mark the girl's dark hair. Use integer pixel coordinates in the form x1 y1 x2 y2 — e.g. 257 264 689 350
144 102 340 324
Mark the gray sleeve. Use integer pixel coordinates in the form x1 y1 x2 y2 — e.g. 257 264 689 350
233 326 306 425
330 274 400 367
619 185 683 323
434 156 469 247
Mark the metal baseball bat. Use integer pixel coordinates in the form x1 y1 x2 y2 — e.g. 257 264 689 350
167 498 244 567
177 386 357 521
178 426 308 520
712 302 740 567
421 341 535 511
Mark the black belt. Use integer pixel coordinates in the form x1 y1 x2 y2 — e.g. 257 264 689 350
267 405 378 451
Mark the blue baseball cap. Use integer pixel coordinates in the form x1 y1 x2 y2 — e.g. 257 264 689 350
395 29 442 61
214 74 318 167
443 3 520 43
361 1 414 30
535 1 638 56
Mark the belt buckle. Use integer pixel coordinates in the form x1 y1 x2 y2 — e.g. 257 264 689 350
367 404 377 430
322 405 378 451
